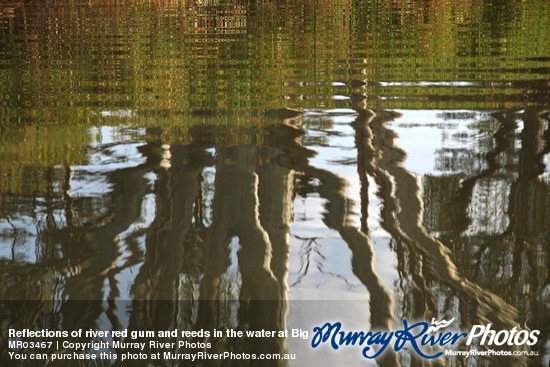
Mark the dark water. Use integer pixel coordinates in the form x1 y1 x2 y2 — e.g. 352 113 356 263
1 1 549 366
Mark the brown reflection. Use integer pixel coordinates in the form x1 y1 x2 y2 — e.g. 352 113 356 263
364 107 549 367
198 143 277 303
350 107 400 367
126 136 213 357
59 144 172 337
500 109 549 362
257 128 296 337
351 105 438 345
0 117 302 365
1 105 549 366
271 111 398 367
194 119 303 365
440 109 550 365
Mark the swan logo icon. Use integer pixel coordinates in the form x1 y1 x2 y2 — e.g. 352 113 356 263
427 318 455 333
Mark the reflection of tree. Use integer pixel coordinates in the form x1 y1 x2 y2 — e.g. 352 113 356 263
270 111 398 366
194 121 303 365
452 111 518 235
0 117 301 365
1 105 549 366
55 143 167 336
489 109 549 351
256 130 297 341
415 108 550 366
196 143 281 360
360 108 530 366
126 138 213 360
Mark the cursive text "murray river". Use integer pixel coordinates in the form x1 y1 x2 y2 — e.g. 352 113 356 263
310 320 467 359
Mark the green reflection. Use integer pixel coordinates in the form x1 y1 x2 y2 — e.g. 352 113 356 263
1 0 549 126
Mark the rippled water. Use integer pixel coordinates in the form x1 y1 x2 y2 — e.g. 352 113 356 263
1 1 549 366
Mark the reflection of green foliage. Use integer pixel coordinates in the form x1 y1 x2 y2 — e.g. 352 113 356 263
1 0 548 125
0 124 90 195
0 124 89 167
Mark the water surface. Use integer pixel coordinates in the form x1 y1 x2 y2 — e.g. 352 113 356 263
1 1 549 366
